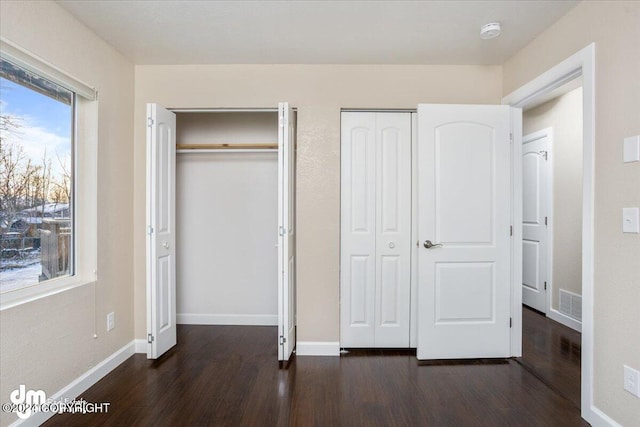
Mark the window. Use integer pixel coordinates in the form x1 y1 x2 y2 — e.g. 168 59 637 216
0 39 97 309
1 59 75 293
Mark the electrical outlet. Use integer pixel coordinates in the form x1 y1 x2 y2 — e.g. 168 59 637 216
623 365 640 397
107 312 115 332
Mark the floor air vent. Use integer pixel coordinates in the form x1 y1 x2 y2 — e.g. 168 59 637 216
559 289 582 321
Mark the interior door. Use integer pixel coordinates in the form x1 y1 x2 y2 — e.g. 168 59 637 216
146 103 177 359
278 102 296 362
522 129 550 313
416 104 515 360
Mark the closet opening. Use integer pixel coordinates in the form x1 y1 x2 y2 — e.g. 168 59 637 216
175 111 279 328
146 104 297 363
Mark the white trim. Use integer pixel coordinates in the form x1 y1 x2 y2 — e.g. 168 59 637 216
8 341 135 427
589 407 622 427
503 43 596 425
0 37 97 100
134 338 148 353
0 279 95 311
547 308 582 333
296 341 340 356
176 313 278 326
510 107 524 358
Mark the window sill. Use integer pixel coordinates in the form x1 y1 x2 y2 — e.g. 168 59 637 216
0 275 96 311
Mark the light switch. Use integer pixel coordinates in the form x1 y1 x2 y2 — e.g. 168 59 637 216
624 135 640 163
623 208 640 233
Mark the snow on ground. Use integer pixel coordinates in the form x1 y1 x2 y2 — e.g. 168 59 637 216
0 262 42 293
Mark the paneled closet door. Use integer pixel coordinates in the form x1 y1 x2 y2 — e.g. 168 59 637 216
340 112 411 348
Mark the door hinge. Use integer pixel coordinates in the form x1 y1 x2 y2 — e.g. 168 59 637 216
279 114 285 128
510 133 513 143
510 225 513 236
147 226 154 235
279 336 286 345
544 217 548 226
544 281 547 291
147 333 154 344
416 240 419 248
510 318 512 328
279 226 286 236
147 117 154 127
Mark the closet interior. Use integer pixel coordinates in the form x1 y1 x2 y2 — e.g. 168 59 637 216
175 111 280 326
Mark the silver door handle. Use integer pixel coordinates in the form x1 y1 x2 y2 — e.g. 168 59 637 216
423 240 442 249
163 242 170 249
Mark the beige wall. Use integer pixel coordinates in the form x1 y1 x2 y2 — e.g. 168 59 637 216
524 87 583 312
0 2 134 426
133 64 503 342
504 2 640 425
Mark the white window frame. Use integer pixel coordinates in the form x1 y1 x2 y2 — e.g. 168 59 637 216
0 38 97 310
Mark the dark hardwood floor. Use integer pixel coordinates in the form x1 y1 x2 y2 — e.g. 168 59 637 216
518 305 582 410
44 313 586 427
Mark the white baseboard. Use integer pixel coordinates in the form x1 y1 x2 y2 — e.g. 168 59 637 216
585 405 622 427
295 341 340 356
176 313 277 326
9 340 136 427
547 308 582 332
134 338 147 354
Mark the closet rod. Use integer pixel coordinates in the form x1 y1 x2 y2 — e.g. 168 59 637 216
176 143 278 150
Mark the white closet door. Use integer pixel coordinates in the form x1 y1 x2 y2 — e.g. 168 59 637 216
340 112 411 348
146 103 177 359
374 113 412 347
278 102 296 362
340 112 377 347
416 104 515 360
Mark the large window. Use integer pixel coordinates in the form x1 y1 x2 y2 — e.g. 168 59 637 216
0 59 75 293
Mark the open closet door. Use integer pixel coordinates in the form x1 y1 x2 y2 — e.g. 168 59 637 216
278 102 296 362
416 104 519 360
146 103 177 359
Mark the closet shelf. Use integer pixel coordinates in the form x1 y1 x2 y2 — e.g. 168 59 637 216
176 143 278 150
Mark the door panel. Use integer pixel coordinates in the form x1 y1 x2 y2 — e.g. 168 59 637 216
341 112 411 348
522 130 550 313
374 113 411 347
436 124 494 244
146 103 177 359
417 104 514 360
278 102 296 362
341 113 377 346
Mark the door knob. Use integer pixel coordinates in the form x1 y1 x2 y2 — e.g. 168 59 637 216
388 242 395 249
423 240 442 249
163 242 170 249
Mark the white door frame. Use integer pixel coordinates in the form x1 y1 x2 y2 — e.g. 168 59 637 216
146 106 294 361
503 43 595 424
522 127 554 316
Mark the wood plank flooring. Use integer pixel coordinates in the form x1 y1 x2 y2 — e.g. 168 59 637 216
44 313 586 427
518 306 582 409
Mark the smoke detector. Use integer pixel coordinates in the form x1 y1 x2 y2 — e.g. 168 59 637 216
480 23 501 39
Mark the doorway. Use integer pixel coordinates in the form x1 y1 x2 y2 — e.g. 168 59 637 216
145 103 297 362
503 44 595 422
522 84 584 329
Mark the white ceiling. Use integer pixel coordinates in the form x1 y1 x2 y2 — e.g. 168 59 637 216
57 0 578 65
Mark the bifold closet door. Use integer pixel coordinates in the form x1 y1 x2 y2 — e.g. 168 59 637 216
340 112 411 348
